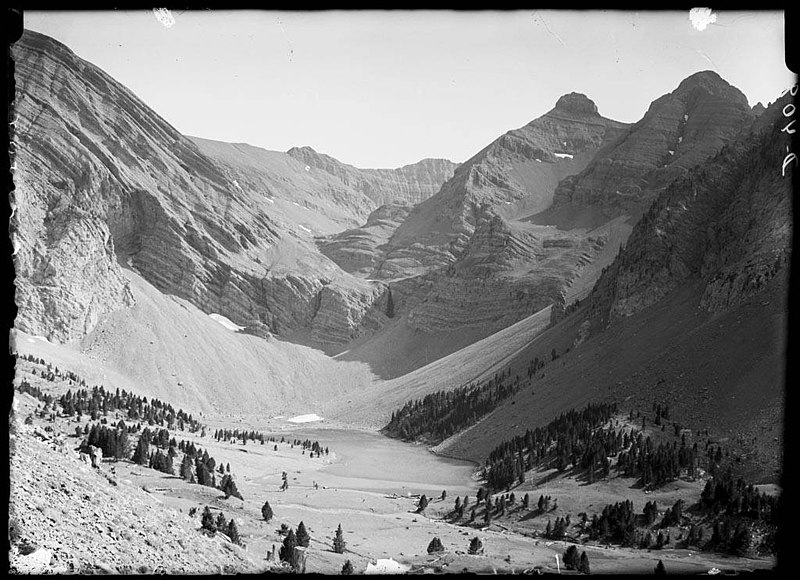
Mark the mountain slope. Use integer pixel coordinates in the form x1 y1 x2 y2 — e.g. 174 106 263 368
550 70 754 220
434 92 792 483
373 93 630 280
11 30 455 350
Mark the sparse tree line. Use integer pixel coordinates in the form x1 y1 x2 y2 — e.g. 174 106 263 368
384 368 523 444
15 356 250 501
553 472 777 557
482 402 719 492
199 506 242 545
213 429 329 457
16 354 204 433
482 402 618 490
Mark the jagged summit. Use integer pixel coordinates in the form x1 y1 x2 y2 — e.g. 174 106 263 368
553 92 600 117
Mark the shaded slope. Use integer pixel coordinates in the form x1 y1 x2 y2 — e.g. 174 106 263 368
332 305 553 427
434 93 792 483
439 277 786 484
551 70 754 219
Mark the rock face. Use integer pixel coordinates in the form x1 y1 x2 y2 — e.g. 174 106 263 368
12 30 441 347
318 203 413 276
587 91 792 325
286 146 457 208
373 93 629 280
552 71 754 217
319 94 630 340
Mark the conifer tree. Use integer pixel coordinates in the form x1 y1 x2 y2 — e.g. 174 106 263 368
563 545 580 570
261 500 274 522
333 523 346 554
341 560 354 575
180 454 194 481
201 506 216 533
296 521 310 548
132 434 149 465
216 511 228 532
578 551 590 574
468 537 483 555
280 529 298 565
418 494 429 512
655 560 666 575
427 537 444 553
227 519 241 545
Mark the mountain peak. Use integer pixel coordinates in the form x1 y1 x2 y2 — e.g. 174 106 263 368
553 92 599 117
671 70 749 110
675 70 741 96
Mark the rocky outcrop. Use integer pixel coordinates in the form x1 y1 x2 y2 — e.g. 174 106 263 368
369 94 628 280
553 71 754 217
404 215 607 333
287 146 458 208
317 203 413 276
9 397 263 573
11 30 389 347
587 92 792 325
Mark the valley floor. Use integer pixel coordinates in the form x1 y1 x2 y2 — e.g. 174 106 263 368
9 357 776 575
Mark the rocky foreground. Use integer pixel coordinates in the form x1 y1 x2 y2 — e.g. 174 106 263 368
8 394 269 574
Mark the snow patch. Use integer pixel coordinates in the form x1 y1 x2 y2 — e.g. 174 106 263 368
678 136 683 143
304 165 311 172
298 225 312 233
684 114 689 122
287 414 323 424
264 197 274 203
273 416 285 420
33 335 52 344
535 158 542 163
554 152 574 159
232 180 242 191
209 313 246 332
365 559 410 575
668 150 675 155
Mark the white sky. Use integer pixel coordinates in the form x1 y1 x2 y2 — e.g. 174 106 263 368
23 10 794 169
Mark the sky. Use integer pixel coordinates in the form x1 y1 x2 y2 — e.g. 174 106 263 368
23 9 794 169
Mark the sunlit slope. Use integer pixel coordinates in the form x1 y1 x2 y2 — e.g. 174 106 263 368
331 306 553 427
14 267 378 417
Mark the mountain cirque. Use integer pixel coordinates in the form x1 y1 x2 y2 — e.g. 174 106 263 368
11 31 454 348
11 27 789 396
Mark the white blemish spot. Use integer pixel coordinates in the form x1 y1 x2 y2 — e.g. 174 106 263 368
689 8 717 32
684 114 689 121
153 8 175 28
554 152 574 159
209 313 246 332
668 150 675 155
287 414 323 424
535 159 542 163
304 165 311 172
678 136 683 143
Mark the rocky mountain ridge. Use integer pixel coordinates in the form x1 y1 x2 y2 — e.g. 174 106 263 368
286 145 457 208
586 90 792 326
552 71 754 219
11 30 453 348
